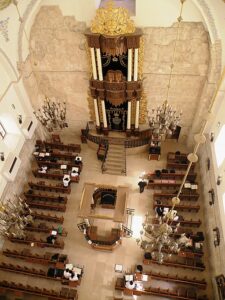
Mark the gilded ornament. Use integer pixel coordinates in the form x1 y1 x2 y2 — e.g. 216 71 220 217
0 0 11 10
91 0 135 36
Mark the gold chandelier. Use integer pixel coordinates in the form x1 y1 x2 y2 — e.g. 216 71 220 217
0 196 33 238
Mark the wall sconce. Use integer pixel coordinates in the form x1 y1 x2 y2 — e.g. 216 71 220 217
217 176 222 186
0 152 4 161
207 158 210 171
208 189 215 205
213 227 220 247
18 115 22 124
210 132 214 142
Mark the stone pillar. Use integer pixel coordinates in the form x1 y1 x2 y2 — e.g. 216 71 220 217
90 48 97 80
96 48 103 81
135 99 140 133
127 48 133 82
133 48 139 81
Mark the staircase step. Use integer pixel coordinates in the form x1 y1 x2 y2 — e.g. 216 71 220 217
105 161 125 166
105 164 125 170
104 170 126 176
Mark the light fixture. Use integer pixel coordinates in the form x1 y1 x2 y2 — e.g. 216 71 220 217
34 96 68 132
0 196 33 238
18 114 22 124
210 132 214 142
0 152 4 161
147 0 185 138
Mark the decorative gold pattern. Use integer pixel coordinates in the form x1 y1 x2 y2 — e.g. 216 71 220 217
139 92 147 124
91 0 135 36
0 0 11 10
138 36 144 80
87 93 95 121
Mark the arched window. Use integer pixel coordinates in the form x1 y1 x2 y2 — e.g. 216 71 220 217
214 125 225 167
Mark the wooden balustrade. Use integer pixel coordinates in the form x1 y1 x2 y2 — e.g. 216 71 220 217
153 202 200 212
144 256 205 271
9 235 65 249
32 170 79 183
0 280 78 300
24 192 67 204
28 181 71 194
153 192 199 202
166 162 195 171
25 199 66 212
31 211 64 223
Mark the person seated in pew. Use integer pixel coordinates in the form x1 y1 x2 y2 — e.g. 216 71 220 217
38 166 48 174
63 175 71 187
46 235 57 244
125 280 136 290
155 206 164 217
75 156 82 164
178 233 192 247
63 268 71 279
71 167 79 177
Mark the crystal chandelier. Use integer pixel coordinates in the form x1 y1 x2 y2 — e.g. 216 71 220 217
34 96 68 132
137 197 189 264
148 101 182 136
148 0 185 138
0 196 33 239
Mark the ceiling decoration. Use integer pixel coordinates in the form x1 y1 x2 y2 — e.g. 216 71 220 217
0 0 12 11
91 0 135 35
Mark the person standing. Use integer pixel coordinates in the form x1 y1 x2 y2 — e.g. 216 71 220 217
138 179 147 193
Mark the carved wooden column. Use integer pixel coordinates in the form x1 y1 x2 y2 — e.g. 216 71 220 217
96 48 103 81
133 48 139 81
90 48 97 80
135 99 140 131
127 48 133 82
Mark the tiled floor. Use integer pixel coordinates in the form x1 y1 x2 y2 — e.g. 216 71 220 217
0 136 214 300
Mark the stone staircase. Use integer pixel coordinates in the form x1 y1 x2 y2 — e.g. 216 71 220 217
102 144 126 176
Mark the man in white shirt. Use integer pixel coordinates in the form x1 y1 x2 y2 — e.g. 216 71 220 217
69 273 79 281
64 269 71 279
125 281 135 290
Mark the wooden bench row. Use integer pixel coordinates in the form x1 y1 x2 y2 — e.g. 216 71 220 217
144 270 207 289
36 139 81 153
0 280 78 300
36 159 82 171
3 249 68 266
144 256 205 271
31 211 64 223
0 262 80 287
29 181 71 194
25 199 66 212
153 218 202 228
154 202 200 212
115 278 207 299
24 192 68 204
32 170 79 183
147 172 197 181
9 235 64 249
148 182 198 190
153 192 199 201
25 223 67 236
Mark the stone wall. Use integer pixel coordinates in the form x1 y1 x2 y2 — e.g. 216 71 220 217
23 6 212 143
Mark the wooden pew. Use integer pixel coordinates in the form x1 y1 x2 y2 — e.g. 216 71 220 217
36 160 82 172
9 235 65 249
0 262 80 287
153 192 199 202
25 223 67 236
3 248 68 266
143 256 205 271
33 151 78 162
0 280 78 300
153 218 202 228
24 192 67 204
147 171 197 181
28 181 71 194
32 170 79 183
144 270 207 289
36 140 81 153
31 211 64 223
25 199 66 212
153 201 200 212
